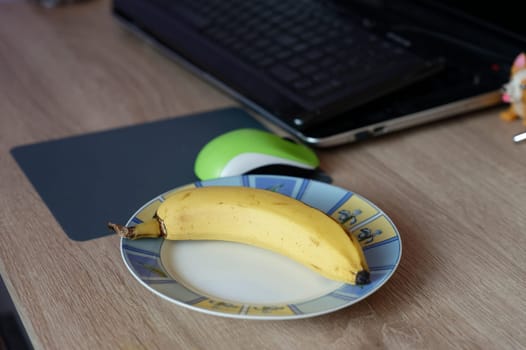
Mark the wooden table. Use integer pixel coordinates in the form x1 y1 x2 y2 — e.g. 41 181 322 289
1 1 525 349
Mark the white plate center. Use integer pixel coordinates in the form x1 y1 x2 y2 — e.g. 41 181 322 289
160 240 342 305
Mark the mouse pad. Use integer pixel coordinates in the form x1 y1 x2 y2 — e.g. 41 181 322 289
11 107 267 241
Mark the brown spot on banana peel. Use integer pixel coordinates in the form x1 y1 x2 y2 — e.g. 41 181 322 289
310 264 321 271
309 236 320 246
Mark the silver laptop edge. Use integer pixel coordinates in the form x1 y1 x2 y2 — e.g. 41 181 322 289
301 91 501 147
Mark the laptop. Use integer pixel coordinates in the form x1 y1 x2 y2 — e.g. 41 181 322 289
112 0 526 147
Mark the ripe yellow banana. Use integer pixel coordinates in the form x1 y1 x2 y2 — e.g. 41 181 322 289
109 186 370 285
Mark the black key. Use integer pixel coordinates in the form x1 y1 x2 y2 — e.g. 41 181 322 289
276 50 293 60
305 50 324 61
299 64 318 75
292 43 308 52
312 72 330 82
288 57 307 68
171 4 211 29
293 79 313 90
330 63 348 75
255 57 276 68
305 80 342 97
274 34 298 46
269 64 300 82
319 57 335 68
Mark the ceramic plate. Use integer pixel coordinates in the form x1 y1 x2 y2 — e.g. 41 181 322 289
121 175 401 320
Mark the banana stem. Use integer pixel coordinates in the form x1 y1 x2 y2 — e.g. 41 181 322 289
108 223 138 238
108 218 165 239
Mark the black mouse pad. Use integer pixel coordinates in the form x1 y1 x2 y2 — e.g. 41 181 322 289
11 107 267 241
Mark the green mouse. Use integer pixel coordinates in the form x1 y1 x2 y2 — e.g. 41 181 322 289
194 128 330 182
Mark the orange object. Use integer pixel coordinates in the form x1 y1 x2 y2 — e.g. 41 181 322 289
500 52 526 125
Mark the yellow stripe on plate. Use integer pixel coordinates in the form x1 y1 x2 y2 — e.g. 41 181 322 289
331 195 379 230
351 216 397 248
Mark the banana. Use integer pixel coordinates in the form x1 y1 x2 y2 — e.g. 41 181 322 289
109 186 370 285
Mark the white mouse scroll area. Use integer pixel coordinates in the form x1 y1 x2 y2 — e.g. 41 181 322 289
220 153 313 177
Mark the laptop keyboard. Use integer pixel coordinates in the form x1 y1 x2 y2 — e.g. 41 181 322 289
152 0 439 124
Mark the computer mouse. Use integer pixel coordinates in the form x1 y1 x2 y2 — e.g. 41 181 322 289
194 128 331 182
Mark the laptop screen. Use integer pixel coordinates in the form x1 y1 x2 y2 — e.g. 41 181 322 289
430 0 526 38
342 0 526 38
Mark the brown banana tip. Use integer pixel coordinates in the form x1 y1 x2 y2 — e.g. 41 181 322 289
355 270 371 285
107 222 134 239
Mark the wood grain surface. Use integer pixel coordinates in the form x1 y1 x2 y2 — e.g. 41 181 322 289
1 1 525 349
